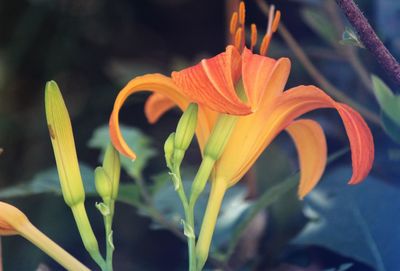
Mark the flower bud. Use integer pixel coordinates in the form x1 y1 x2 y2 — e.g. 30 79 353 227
102 144 120 201
45 81 85 207
174 103 198 152
0 201 90 270
94 167 112 201
204 114 237 160
164 133 175 169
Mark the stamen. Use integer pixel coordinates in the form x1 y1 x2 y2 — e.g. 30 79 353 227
266 5 275 36
234 27 243 50
239 1 245 25
260 34 271 56
250 24 257 50
230 12 238 34
272 10 281 33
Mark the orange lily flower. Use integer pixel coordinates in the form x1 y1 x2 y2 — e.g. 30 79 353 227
109 2 374 197
109 2 374 267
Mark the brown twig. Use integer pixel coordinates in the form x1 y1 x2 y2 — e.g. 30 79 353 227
255 0 380 125
324 1 373 93
336 0 400 85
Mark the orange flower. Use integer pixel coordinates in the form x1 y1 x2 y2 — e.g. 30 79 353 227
109 3 374 267
109 3 373 198
0 201 89 270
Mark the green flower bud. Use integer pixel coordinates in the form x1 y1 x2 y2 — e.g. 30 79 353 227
164 133 175 169
45 80 85 207
174 103 198 152
102 144 121 201
204 114 238 160
94 167 112 201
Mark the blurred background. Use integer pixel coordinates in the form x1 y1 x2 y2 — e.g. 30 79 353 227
1 0 400 270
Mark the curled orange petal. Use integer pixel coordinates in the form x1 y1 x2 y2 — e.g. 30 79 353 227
109 74 188 160
171 45 251 115
276 85 374 186
286 119 327 199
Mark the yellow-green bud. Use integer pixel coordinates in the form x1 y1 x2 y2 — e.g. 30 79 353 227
164 133 175 169
94 167 112 200
204 114 237 160
174 103 198 152
45 80 85 207
102 144 121 201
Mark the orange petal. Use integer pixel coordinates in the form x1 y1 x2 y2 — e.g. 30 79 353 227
0 201 27 236
109 74 189 159
171 45 251 115
286 119 327 199
242 47 288 110
144 93 176 124
213 56 291 186
275 85 374 185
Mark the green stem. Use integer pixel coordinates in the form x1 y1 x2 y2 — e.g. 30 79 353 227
172 164 196 271
196 180 227 271
71 203 106 270
190 156 216 206
184 204 197 271
103 200 115 271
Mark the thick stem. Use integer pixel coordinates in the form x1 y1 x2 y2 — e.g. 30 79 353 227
104 214 113 271
71 203 105 269
18 223 90 271
196 180 227 271
336 0 400 85
185 205 197 271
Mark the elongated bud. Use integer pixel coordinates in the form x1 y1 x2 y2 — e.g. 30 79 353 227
164 133 175 169
45 81 85 207
94 167 112 201
102 144 121 201
174 103 198 152
204 114 238 160
45 81 103 267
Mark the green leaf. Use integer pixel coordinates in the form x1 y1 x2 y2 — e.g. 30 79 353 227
221 173 298 260
380 111 400 144
0 164 96 198
88 124 156 180
372 75 400 127
339 27 364 48
301 8 337 46
116 184 141 207
293 167 400 271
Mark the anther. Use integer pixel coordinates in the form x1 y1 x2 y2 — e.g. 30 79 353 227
239 1 245 25
272 10 281 33
234 27 243 50
267 5 275 36
260 34 271 56
250 24 257 50
230 12 238 34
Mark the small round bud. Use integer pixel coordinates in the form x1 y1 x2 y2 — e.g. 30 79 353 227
164 133 175 169
94 167 112 200
174 103 198 152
